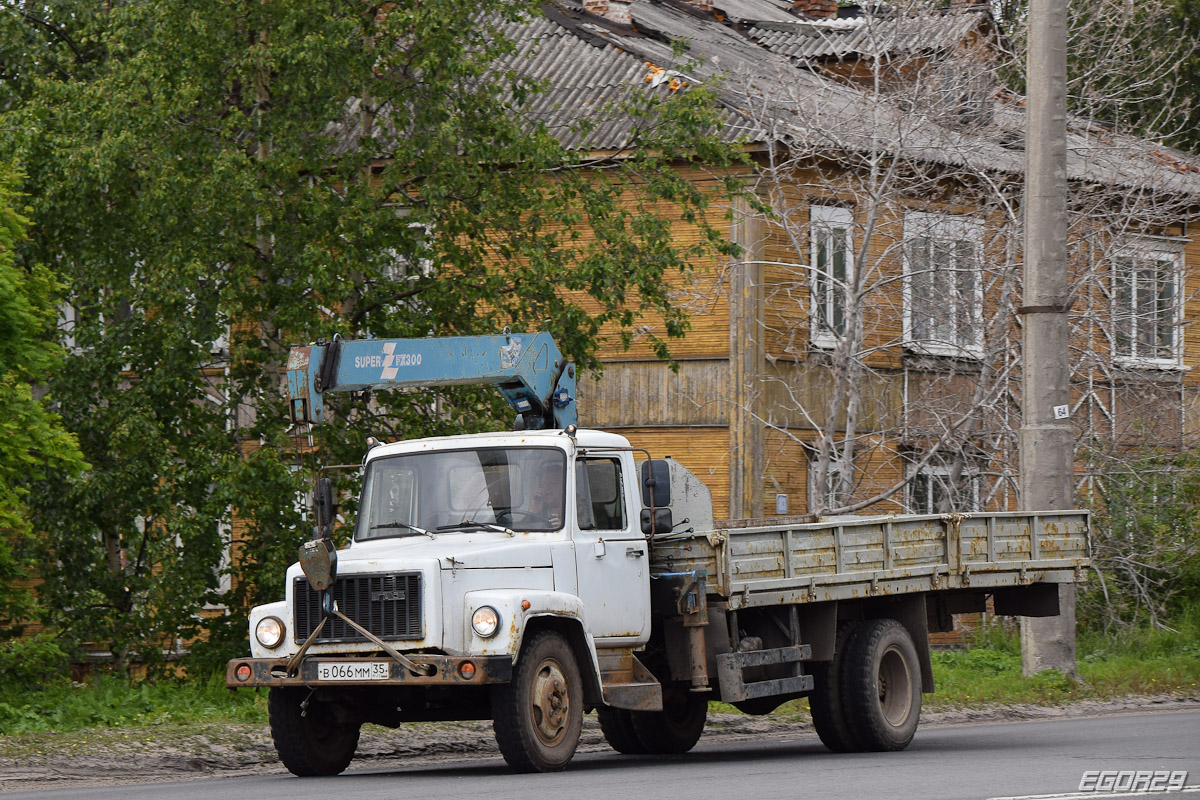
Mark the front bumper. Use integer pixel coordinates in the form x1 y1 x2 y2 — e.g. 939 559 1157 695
225 654 513 688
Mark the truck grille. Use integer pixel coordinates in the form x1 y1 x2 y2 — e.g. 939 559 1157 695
293 572 423 643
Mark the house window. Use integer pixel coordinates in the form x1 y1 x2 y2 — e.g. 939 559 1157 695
903 212 984 356
807 451 849 513
810 206 853 347
1113 241 1182 366
908 466 980 514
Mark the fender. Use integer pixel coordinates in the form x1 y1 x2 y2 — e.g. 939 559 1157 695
463 589 602 696
248 601 290 659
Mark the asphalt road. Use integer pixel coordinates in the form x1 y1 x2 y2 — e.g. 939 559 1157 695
8 710 1199 800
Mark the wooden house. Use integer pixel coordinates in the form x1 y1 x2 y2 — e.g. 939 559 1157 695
491 0 1200 523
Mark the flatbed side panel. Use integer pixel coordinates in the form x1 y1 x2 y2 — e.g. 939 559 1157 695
650 511 1089 608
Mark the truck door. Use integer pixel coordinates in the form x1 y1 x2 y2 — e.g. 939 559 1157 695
572 455 650 642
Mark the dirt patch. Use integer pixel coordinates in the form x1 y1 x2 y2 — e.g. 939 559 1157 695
2 695 1197 794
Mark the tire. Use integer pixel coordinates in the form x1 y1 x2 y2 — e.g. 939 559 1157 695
630 684 707 754
492 631 584 772
597 706 650 754
809 620 862 753
840 618 922 752
268 687 361 777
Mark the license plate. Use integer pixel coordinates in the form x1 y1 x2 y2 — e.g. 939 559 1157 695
316 661 390 681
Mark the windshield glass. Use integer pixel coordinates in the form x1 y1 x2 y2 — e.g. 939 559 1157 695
354 447 567 541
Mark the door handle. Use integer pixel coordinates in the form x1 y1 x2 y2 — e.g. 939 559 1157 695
626 547 644 558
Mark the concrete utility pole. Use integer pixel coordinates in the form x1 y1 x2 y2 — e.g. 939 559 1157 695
1019 0 1077 677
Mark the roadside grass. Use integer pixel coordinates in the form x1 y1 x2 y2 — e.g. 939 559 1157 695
0 672 268 734
923 603 1200 709
2 606 1197 735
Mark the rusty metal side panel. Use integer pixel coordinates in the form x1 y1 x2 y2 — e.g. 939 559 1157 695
663 511 1090 608
727 531 787 582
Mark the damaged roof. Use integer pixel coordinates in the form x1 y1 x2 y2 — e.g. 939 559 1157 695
348 0 1200 197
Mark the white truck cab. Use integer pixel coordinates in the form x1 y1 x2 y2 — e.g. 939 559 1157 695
247 429 652 664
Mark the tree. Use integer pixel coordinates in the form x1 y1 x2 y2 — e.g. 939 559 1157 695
0 1 742 670
0 161 86 636
1082 450 1200 631
996 0 1200 153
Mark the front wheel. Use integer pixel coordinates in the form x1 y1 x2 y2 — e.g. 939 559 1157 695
492 631 584 772
840 618 922 752
268 687 361 776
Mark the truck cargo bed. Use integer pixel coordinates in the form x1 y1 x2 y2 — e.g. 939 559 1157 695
649 511 1089 609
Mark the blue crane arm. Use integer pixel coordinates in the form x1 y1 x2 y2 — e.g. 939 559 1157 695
286 332 577 430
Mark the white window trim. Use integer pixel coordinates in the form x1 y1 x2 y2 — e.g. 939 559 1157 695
1111 239 1185 370
810 205 854 350
202 521 233 611
908 464 981 514
807 449 849 512
902 211 985 359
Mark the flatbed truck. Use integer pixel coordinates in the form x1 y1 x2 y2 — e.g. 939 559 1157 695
226 333 1090 773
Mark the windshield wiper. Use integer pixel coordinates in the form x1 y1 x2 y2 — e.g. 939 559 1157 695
370 521 435 539
436 519 516 537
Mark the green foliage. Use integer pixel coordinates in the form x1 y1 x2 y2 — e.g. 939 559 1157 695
1081 450 1200 630
0 161 87 636
0 671 266 734
0 632 70 685
0 1 745 667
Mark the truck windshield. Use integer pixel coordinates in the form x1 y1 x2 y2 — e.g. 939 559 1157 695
354 447 567 541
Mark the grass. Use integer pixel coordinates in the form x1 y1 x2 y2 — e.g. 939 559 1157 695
924 603 1200 709
1 606 1197 735
0 672 269 734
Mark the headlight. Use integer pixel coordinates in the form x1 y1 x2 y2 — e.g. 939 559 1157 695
471 606 501 638
255 616 286 649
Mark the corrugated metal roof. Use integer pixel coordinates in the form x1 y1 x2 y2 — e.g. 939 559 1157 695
746 10 994 61
711 0 797 24
334 0 1200 196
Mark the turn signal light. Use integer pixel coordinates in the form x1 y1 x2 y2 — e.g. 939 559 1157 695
459 661 477 679
235 663 252 682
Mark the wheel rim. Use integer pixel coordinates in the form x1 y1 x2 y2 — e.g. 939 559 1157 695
530 657 571 746
877 644 913 726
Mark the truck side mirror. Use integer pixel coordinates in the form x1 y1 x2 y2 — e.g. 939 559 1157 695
640 460 671 508
641 507 674 536
313 477 336 538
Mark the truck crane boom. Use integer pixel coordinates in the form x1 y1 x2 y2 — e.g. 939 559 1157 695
285 331 577 430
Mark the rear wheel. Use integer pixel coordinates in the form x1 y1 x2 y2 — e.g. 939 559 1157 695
268 687 361 776
808 620 861 753
630 684 707 754
840 618 922 751
492 631 584 772
596 706 649 754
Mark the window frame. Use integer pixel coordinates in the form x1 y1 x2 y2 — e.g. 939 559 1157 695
1111 238 1184 369
806 446 852 512
809 205 854 349
907 464 981 514
902 211 985 358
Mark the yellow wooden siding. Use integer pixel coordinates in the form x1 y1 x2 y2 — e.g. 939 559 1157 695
1184 228 1200 386
578 359 730 428
604 427 732 520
